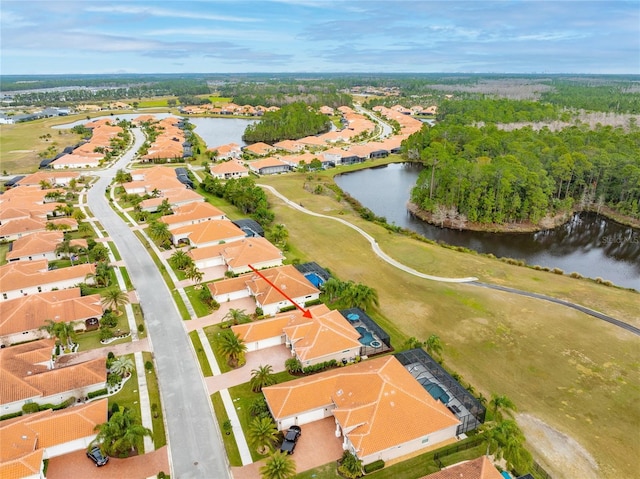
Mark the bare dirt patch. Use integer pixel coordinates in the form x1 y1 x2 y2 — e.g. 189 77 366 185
518 413 599 479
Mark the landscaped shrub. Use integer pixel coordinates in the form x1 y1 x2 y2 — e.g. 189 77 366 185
249 396 270 417
138 323 145 333
278 305 297 313
569 272 583 279
302 359 338 375
552 268 564 275
363 459 385 473
1 411 22 421
22 403 40 414
88 388 108 399
304 299 322 307
338 451 363 478
285 358 303 374
145 360 154 371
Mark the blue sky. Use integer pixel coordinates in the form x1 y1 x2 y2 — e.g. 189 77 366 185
1 0 638 75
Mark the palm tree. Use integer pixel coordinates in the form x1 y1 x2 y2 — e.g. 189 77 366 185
260 451 296 479
425 334 443 359
216 330 247 368
250 364 277 392
157 198 172 216
402 336 425 351
54 203 74 217
247 416 279 454
101 288 130 314
185 264 204 286
56 320 79 349
489 393 517 422
346 283 379 312
149 220 172 247
270 224 288 246
78 222 93 238
55 238 79 265
223 308 250 326
114 169 132 185
86 261 112 287
321 278 343 303
170 250 193 270
110 356 135 377
94 408 151 457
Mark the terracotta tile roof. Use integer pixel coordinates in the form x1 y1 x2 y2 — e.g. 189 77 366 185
0 260 95 293
0 399 107 471
171 219 245 245
0 339 106 405
418 456 503 479
219 237 283 269
297 136 326 146
0 288 102 337
0 217 46 238
232 315 292 343
160 202 225 228
245 264 319 305
5 231 64 260
16 171 80 187
273 139 304 152
187 243 227 262
208 275 251 297
210 160 249 175
283 306 361 362
263 356 460 459
247 156 289 170
279 152 319 166
243 142 274 155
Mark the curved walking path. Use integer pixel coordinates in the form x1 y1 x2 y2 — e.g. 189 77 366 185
260 184 639 336
259 184 478 283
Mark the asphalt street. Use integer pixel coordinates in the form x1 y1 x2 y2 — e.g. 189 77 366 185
86 127 231 479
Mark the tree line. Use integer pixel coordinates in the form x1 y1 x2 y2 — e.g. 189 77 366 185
242 102 331 144
403 121 640 225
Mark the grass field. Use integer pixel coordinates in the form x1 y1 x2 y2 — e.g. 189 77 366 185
258 170 640 479
0 117 84 174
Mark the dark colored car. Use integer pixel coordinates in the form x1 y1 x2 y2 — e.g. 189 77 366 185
279 425 301 454
87 446 109 466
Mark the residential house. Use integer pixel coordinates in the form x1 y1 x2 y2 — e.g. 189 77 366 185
159 202 226 230
243 142 275 157
187 236 284 274
279 152 320 169
139 188 203 213
170 219 246 247
0 260 95 301
208 264 320 316
16 171 80 188
263 355 460 465
0 399 108 479
246 157 290 175
417 456 503 479
273 139 305 153
0 288 102 346
6 231 86 263
233 304 362 366
210 160 250 180
0 339 107 414
209 143 242 160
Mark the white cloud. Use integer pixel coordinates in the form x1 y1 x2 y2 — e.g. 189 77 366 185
0 10 37 28
85 5 259 23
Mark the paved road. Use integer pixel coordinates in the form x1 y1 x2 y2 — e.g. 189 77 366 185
86 128 231 479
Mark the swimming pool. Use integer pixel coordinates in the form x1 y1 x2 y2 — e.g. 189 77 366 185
304 272 325 288
421 380 451 404
356 326 375 346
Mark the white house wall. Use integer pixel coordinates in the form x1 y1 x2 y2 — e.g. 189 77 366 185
357 423 459 465
213 289 252 303
2 276 90 301
245 335 283 352
260 292 320 317
44 434 98 459
230 258 283 275
297 346 361 367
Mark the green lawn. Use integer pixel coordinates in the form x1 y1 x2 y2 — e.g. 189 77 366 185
0 243 9 265
203 324 234 374
108 354 143 452
256 170 640 479
228 372 297 463
211 392 242 466
142 351 167 449
189 330 213 377
120 267 134 290
131 303 146 339
184 285 212 317
75 313 132 351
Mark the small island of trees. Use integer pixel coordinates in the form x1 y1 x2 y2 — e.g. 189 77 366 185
242 102 331 144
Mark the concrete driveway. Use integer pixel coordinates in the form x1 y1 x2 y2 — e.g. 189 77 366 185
230 417 343 479
46 446 170 479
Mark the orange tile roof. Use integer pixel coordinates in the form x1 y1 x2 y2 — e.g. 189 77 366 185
219 237 283 269
0 288 103 337
245 264 320 305
232 315 292 343
263 356 459 459
208 275 251 297
160 202 225 228
210 160 249 175
0 399 107 468
171 220 245 245
244 142 274 155
247 156 289 170
5 231 64 260
0 259 95 293
16 171 80 187
0 340 106 404
418 456 503 479
0 217 46 238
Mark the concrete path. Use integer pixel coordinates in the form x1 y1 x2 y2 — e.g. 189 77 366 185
134 351 155 453
55 338 150 367
259 184 478 283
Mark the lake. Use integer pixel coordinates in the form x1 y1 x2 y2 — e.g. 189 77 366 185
334 162 640 291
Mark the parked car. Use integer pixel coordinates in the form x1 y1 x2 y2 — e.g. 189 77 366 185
87 446 109 466
279 425 301 454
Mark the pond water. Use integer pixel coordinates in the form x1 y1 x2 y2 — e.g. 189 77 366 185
53 114 256 150
334 162 640 291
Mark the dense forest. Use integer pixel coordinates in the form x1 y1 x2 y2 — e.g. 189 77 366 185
242 102 330 143
218 80 352 108
403 122 640 225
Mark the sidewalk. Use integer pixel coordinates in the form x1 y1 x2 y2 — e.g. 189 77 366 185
134 351 155 453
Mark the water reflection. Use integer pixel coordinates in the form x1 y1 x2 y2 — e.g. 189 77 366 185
335 163 640 290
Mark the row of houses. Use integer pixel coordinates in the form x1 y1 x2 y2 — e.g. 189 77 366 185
180 102 279 116
0 181 79 242
137 116 188 162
